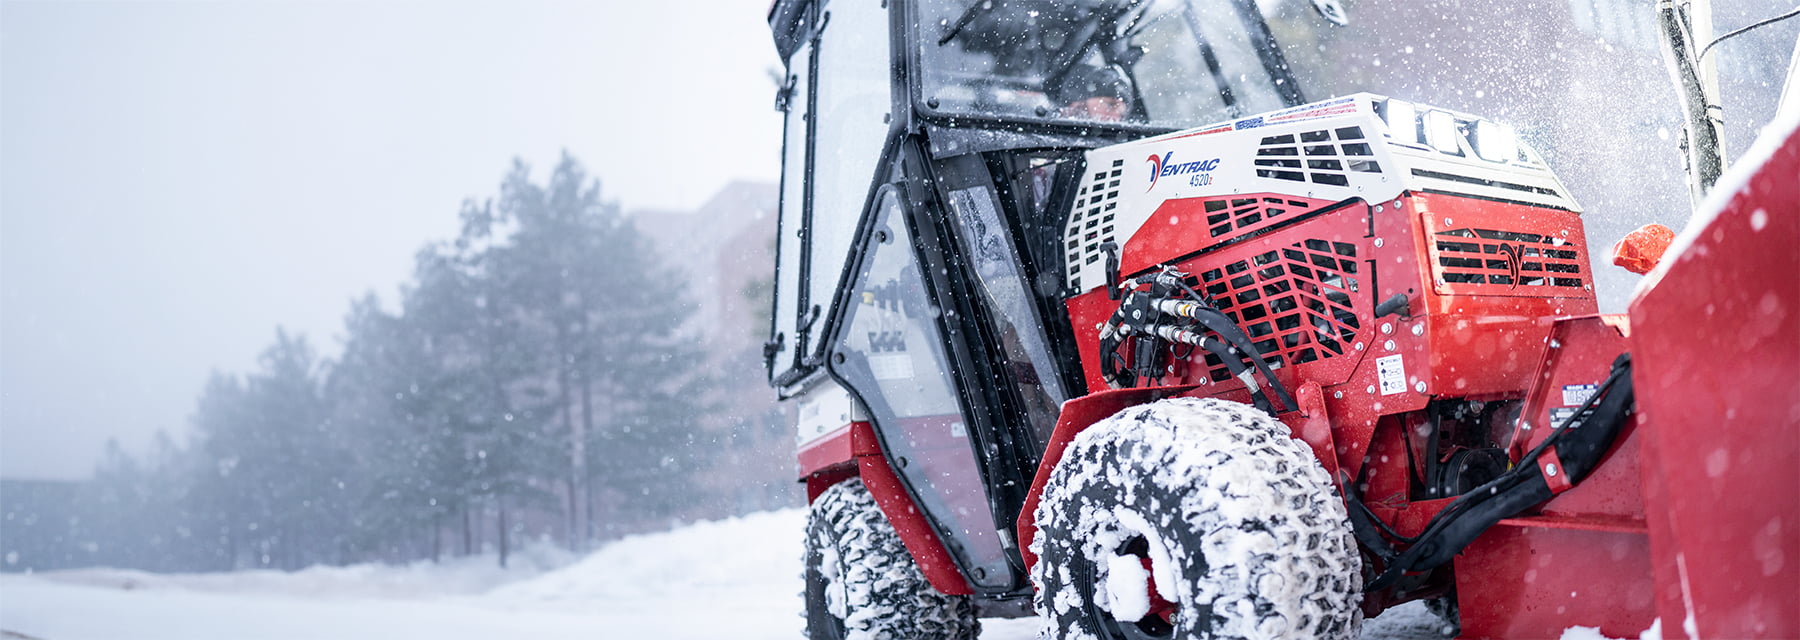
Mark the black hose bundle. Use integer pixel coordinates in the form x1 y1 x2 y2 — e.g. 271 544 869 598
1096 266 1294 414
1362 353 1637 591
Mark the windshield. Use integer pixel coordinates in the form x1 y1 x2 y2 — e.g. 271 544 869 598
916 0 1291 128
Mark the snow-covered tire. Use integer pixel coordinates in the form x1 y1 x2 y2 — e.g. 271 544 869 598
1032 397 1362 640
803 477 979 640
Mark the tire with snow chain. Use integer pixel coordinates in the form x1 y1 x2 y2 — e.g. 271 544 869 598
1032 397 1362 640
804 477 979 640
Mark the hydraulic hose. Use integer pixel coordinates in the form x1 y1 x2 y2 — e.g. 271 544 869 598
1095 268 1295 414
1365 354 1636 591
1156 299 1296 411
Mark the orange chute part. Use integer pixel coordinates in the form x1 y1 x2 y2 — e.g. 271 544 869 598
1611 223 1675 275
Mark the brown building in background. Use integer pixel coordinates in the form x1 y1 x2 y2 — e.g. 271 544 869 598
634 181 794 517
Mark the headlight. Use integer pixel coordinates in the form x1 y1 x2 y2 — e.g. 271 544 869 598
1473 119 1518 163
1425 110 1462 155
1384 99 1419 145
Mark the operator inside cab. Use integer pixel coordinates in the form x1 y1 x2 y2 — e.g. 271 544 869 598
920 0 1293 128
1051 63 1133 122
927 0 1143 123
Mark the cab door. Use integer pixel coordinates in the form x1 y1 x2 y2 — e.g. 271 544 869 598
767 0 896 390
828 181 1020 591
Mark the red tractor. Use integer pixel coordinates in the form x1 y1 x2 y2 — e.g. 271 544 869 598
761 0 1799 637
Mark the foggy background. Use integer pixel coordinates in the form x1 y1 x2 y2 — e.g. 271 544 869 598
2 1 782 481
4 0 799 573
1 0 1793 576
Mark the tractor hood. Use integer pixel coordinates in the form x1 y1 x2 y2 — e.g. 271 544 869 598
1060 93 1581 295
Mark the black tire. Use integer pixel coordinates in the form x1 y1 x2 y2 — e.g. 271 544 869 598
1032 397 1362 640
803 477 979 640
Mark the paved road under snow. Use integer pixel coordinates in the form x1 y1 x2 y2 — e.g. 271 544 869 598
0 509 1471 640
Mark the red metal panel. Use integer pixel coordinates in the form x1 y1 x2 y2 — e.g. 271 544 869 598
1517 318 1627 419
1455 523 1656 639
800 423 859 503
1455 315 1654 636
1409 192 1599 397
1065 288 1118 393
1509 316 1641 519
797 423 854 477
1422 313 1560 398
1358 415 1418 508
1419 200 1593 298
1119 192 1340 277
1368 497 1456 539
845 422 975 596
1629 121 1800 639
805 465 859 503
1153 201 1375 389
1284 380 1340 479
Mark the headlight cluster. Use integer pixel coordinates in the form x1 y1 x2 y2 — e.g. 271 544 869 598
1381 98 1521 164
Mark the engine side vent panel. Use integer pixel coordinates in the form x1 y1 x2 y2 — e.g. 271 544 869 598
1065 158 1127 292
1423 203 1593 298
1113 193 1343 279
1434 229 1583 288
1255 126 1383 188
1202 196 1317 239
1192 239 1364 382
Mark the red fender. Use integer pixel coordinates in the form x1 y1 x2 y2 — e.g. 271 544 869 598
851 422 974 596
800 424 858 502
1016 385 1199 574
800 421 972 595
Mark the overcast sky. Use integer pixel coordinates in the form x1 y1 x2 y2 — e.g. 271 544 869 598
1 0 782 480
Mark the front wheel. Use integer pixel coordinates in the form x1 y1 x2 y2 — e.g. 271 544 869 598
1033 397 1362 640
803 477 978 640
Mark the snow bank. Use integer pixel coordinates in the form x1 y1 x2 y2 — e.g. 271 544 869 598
0 513 809 640
23 542 575 601
490 508 805 603
0 577 621 640
0 506 1480 640
1559 617 1665 640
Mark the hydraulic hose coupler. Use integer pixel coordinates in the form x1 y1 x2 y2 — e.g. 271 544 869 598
1153 298 1205 320
1147 323 1204 345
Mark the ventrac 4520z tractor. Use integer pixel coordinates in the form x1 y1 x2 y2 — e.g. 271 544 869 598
760 0 1799 638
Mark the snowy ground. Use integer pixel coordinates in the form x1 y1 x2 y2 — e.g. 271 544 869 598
0 508 1552 640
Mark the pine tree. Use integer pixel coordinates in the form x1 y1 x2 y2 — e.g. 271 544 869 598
478 153 712 545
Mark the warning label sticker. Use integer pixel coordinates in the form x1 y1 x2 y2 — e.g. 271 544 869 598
1377 354 1406 395
1562 383 1598 406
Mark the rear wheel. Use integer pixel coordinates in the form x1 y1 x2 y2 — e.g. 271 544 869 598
1033 397 1362 639
803 477 979 640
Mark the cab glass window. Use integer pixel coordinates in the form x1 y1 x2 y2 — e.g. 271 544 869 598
832 188 1013 588
806 0 894 364
768 42 813 385
916 0 1288 127
942 184 1067 445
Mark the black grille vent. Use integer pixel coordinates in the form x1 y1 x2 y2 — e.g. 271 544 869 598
1434 228 1584 289
1256 126 1382 187
1194 239 1362 381
1066 158 1126 291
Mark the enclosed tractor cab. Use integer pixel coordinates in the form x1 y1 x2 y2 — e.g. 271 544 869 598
764 0 1798 638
